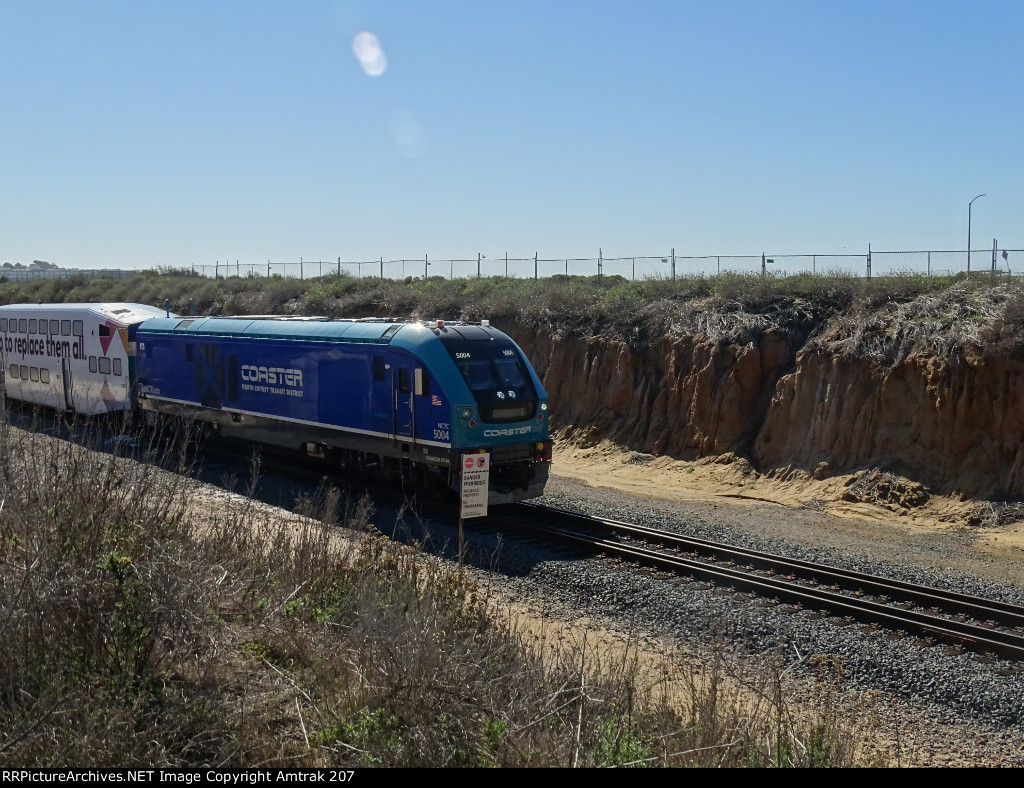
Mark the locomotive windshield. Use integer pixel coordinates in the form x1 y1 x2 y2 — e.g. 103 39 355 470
440 332 537 423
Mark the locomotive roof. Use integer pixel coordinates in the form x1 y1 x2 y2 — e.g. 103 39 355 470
137 316 506 349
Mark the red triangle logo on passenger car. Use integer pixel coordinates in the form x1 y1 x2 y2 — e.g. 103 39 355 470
99 322 117 355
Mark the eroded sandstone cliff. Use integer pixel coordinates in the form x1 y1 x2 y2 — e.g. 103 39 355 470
507 295 1024 501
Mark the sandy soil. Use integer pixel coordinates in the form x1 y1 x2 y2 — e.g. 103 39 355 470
549 438 1024 563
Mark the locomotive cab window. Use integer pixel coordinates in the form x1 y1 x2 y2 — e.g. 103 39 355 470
439 336 538 423
99 325 111 338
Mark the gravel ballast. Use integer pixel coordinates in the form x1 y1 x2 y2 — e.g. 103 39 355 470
401 473 1024 767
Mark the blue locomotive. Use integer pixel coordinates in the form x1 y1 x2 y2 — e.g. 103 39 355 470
136 315 552 504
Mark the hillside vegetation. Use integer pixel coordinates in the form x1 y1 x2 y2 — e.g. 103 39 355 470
4 268 1023 363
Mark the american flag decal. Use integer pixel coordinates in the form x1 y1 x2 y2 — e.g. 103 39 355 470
431 394 442 406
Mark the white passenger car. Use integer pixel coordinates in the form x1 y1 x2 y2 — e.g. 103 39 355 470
0 302 169 415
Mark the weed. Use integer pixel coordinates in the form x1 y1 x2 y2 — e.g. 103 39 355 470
0 405 879 768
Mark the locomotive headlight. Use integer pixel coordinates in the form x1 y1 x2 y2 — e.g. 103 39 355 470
460 407 473 420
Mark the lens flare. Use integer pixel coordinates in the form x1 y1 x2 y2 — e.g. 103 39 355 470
388 109 425 157
352 31 387 76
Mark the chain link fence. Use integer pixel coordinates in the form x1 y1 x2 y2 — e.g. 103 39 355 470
4 248 1022 283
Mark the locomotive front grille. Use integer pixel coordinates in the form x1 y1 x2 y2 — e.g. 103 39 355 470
489 442 532 462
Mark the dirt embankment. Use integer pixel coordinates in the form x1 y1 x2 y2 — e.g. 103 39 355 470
508 318 1024 509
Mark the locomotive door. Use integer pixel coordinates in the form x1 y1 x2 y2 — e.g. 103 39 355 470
392 363 415 443
61 357 73 412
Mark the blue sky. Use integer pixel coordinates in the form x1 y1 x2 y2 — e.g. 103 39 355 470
1 0 1021 270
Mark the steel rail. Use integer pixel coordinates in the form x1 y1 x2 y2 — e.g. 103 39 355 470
515 502 1024 629
491 506 1024 661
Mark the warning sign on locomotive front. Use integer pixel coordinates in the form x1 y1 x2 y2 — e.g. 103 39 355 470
460 452 490 518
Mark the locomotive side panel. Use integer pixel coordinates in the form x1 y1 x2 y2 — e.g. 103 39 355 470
137 331 453 458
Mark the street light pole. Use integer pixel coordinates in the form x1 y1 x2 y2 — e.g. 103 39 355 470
968 193 985 275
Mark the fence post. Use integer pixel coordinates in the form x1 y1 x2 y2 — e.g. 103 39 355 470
477 252 481 279
866 244 871 280
812 254 816 275
717 256 720 275
505 252 508 278
216 261 219 279
671 248 676 281
993 238 998 285
632 257 635 281
534 252 538 280
761 253 766 277
300 257 303 279
338 257 341 276
927 251 931 277
598 248 603 284
380 257 383 280
425 254 429 280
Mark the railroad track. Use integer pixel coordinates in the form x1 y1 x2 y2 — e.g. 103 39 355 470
30 407 1023 665
182 445 1024 665
485 502 1024 664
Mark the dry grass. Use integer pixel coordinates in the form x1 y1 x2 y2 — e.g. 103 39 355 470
0 409 882 767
